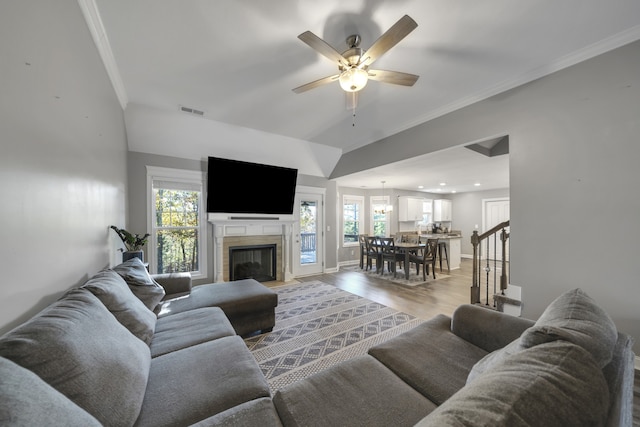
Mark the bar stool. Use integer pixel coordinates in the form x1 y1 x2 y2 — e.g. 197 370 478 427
437 241 450 272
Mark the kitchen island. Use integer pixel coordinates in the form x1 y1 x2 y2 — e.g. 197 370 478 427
420 233 462 271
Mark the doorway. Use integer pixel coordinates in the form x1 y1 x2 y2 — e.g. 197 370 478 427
482 198 510 261
293 188 324 276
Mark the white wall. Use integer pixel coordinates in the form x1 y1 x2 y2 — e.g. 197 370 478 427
0 0 128 333
451 189 510 256
332 41 640 352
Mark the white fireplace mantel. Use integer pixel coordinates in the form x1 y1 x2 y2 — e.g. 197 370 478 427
209 214 296 283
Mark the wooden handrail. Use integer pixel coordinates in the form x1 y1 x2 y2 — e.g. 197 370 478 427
473 220 510 242
470 220 510 305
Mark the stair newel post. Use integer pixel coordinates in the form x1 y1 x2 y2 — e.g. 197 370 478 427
500 228 509 294
470 230 480 304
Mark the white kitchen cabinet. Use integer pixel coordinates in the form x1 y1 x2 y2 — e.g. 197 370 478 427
433 199 452 222
398 196 425 221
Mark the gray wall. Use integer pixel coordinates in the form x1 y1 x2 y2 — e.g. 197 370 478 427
0 1 128 333
127 151 338 282
333 41 640 352
336 187 443 264
451 188 510 256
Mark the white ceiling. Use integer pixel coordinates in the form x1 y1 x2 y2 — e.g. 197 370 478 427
91 0 640 192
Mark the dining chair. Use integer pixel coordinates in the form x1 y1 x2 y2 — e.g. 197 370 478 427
358 234 367 269
410 239 438 280
365 236 379 272
378 237 403 277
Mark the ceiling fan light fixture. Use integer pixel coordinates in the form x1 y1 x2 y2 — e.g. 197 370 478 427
339 67 368 92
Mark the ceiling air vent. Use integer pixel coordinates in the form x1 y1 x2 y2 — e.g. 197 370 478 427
179 105 204 116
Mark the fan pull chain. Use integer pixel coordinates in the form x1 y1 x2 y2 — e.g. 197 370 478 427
352 95 357 127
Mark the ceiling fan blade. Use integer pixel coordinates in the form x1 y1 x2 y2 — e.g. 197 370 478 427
298 31 348 67
367 69 419 86
345 91 359 110
359 15 417 67
292 74 340 94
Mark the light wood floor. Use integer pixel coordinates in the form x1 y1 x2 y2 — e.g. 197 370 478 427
298 258 477 321
290 258 640 427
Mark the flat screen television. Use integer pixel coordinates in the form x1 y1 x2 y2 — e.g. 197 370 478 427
207 157 298 215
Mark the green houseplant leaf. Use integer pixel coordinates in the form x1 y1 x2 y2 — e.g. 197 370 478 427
110 226 150 252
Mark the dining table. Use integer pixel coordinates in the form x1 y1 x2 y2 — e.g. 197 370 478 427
393 241 426 280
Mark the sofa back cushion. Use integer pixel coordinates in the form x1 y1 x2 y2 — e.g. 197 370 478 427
113 257 165 310
520 288 617 367
0 356 102 426
82 269 157 345
0 288 151 427
418 340 610 427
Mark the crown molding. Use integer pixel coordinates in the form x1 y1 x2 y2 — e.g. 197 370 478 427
77 0 128 109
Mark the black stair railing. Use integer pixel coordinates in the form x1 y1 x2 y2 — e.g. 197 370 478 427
470 220 510 306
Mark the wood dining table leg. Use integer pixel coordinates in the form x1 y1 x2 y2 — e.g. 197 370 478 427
404 250 411 280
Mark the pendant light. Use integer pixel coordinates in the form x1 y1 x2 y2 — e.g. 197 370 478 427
374 181 394 214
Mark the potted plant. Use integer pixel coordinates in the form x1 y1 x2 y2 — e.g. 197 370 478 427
110 225 150 262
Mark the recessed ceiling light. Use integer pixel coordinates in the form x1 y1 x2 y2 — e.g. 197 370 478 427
436 188 442 192
451 190 457 193
439 182 446 186
418 185 424 189
474 183 481 186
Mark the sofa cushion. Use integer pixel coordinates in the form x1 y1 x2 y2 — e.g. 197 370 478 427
416 341 610 427
151 307 236 357
273 355 437 427
520 288 617 367
113 257 165 309
135 336 270 427
155 279 277 319
82 269 157 345
0 288 151 427
0 356 102 426
368 314 488 405
191 397 283 427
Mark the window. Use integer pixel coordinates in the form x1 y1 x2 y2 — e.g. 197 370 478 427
370 196 389 237
343 195 364 246
147 166 207 279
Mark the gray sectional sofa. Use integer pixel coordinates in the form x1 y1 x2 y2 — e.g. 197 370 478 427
272 288 635 427
0 258 281 426
0 256 635 426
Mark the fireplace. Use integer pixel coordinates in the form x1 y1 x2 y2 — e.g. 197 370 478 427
229 244 277 282
209 216 294 283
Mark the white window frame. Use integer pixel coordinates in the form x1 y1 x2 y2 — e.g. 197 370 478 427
370 196 390 237
146 166 207 280
342 195 364 247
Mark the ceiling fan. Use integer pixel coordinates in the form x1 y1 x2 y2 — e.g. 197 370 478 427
293 14 419 105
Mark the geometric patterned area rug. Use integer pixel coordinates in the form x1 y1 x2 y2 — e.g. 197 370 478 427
244 280 424 393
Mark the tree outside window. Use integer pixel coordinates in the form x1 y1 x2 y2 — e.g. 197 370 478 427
154 188 200 274
343 195 364 246
147 167 206 279
370 196 389 237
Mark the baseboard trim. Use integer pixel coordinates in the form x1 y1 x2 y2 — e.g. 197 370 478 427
338 260 359 269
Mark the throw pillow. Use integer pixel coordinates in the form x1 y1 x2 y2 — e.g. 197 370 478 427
82 269 157 345
113 257 165 310
520 287 617 367
0 356 102 426
0 288 151 426
466 336 524 384
417 341 610 427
